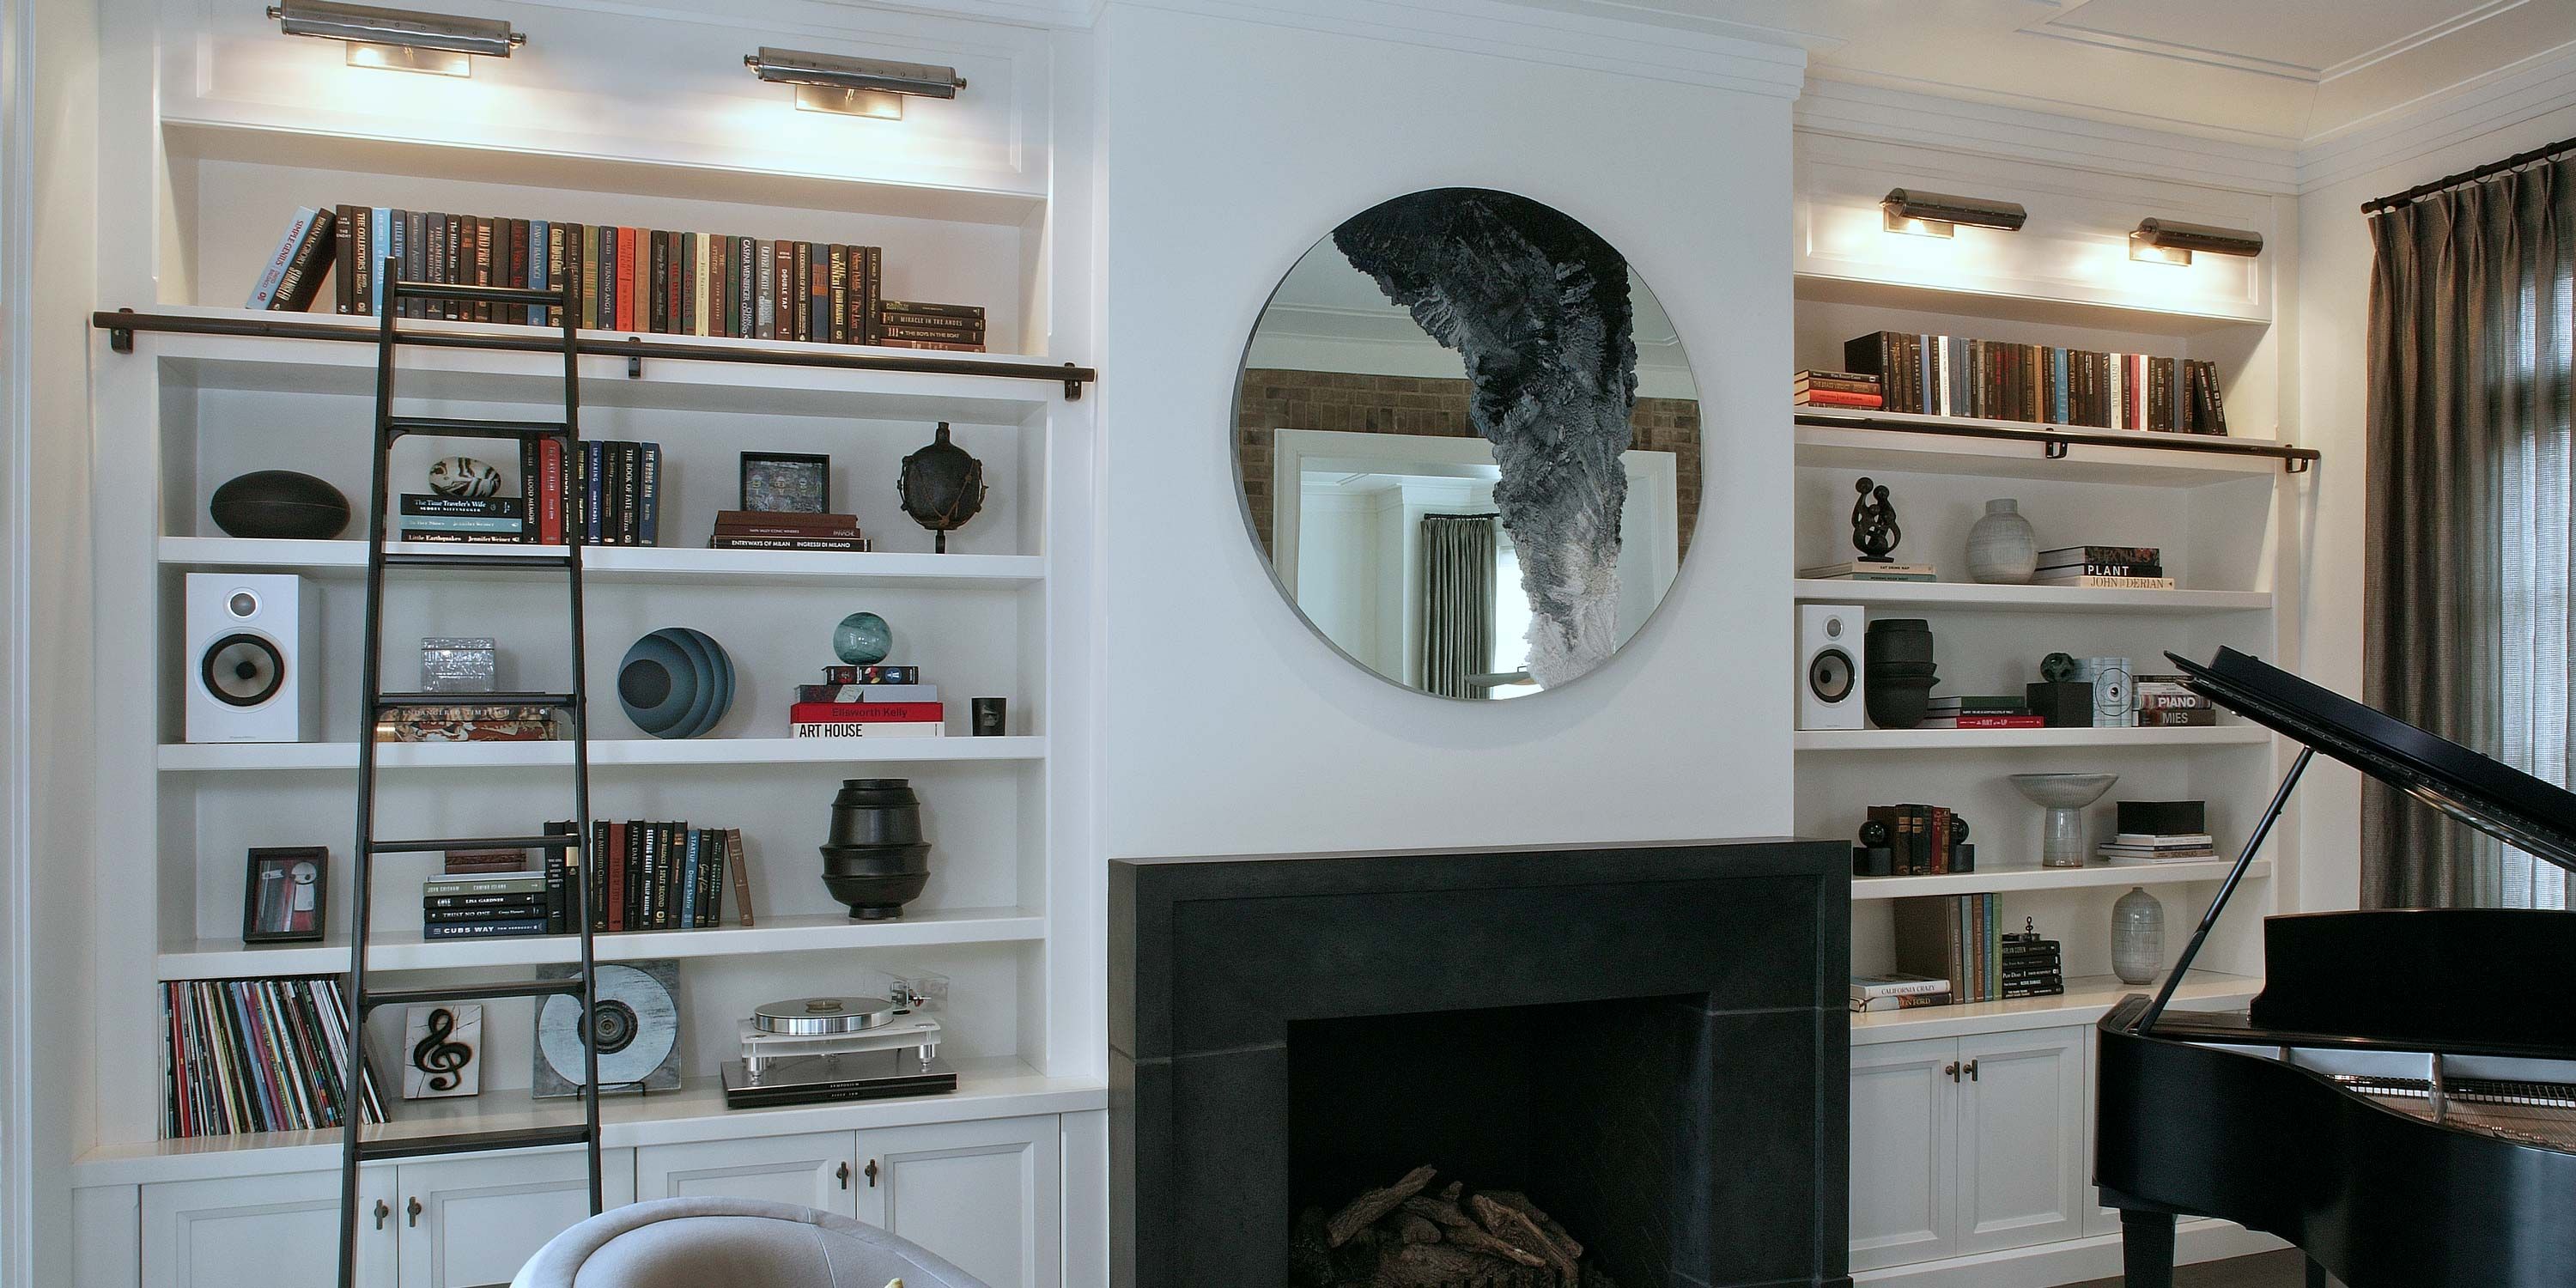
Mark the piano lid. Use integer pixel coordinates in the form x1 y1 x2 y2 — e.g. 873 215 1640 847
2169 648 2576 873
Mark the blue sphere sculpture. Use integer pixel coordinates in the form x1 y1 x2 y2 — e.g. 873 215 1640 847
833 612 893 665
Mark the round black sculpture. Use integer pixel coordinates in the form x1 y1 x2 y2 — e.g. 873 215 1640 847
817 778 932 920
1850 477 1901 562
210 471 351 540
896 422 987 554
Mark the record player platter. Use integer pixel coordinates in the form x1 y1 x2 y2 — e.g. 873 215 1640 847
750 995 905 1036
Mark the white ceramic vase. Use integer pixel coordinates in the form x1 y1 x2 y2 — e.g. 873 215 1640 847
1966 498 2038 584
2111 885 2166 985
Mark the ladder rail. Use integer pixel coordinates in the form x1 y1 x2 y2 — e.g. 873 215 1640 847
338 264 603 1286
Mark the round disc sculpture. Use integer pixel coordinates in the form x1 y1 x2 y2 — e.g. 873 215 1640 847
897 422 986 553
617 628 735 739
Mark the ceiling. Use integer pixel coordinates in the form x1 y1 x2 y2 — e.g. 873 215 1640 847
1590 0 2576 145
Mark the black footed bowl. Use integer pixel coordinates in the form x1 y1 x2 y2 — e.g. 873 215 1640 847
1866 634 1935 665
819 842 931 920
1867 683 1935 730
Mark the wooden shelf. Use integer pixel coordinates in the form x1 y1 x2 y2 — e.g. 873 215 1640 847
1850 971 2261 1044
1851 859 2263 900
158 735 1044 772
1796 412 2302 487
1792 579 2270 614
157 907 1047 978
161 537 1042 588
1796 725 2269 751
71 1055 1106 1187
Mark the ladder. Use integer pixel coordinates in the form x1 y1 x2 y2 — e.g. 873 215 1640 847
338 261 604 1288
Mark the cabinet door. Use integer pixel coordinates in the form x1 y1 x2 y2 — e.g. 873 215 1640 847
142 1167 395 1288
854 1115 1061 1288
1848 1037 1959 1272
635 1132 860 1217
395 1147 635 1288
1957 1027 2087 1255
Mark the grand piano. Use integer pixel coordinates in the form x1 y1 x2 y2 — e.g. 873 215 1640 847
2096 647 2576 1287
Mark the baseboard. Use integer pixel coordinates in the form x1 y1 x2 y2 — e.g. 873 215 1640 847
1852 1219 2286 1288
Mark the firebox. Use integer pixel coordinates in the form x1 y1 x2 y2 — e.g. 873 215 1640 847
1111 840 1852 1288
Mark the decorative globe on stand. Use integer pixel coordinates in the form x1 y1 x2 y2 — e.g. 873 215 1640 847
896 422 987 553
833 612 892 665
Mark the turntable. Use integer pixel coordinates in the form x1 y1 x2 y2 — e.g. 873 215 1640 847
720 976 957 1109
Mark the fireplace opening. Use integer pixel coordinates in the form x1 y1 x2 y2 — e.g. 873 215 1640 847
1286 994 1712 1287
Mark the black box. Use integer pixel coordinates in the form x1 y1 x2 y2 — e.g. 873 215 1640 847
1853 846 1893 878
2026 681 2095 727
2117 799 2207 835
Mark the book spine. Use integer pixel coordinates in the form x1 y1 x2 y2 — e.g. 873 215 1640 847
636 443 659 548
756 240 774 339
790 721 947 738
726 829 753 927
680 829 699 930
273 210 339 312
247 208 314 309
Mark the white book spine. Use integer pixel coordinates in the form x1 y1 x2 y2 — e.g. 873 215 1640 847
789 722 945 738
246 208 316 309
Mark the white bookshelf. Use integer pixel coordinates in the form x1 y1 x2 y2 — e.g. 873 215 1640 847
159 735 1048 772
1796 725 2269 752
1848 970 2263 1044
164 536 1048 589
1850 858 2263 900
1792 579 2270 615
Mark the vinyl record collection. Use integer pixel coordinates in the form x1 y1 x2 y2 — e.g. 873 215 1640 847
160 976 385 1139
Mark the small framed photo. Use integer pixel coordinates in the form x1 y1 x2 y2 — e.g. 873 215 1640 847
739 452 832 514
241 847 328 944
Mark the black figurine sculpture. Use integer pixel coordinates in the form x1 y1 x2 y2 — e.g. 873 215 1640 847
897 422 987 554
1850 477 1902 562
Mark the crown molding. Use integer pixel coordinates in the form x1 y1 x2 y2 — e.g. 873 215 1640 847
2295 39 2576 193
1795 75 2300 196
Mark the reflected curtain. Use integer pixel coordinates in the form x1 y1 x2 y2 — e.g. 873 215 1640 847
1421 513 1498 700
2364 151 2576 909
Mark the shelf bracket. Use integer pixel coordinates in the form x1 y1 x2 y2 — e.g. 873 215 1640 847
2042 437 2069 459
2283 454 2311 475
1063 364 1084 401
107 307 135 355
625 337 643 380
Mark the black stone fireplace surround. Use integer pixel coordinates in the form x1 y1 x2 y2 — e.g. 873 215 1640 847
1110 840 1852 1288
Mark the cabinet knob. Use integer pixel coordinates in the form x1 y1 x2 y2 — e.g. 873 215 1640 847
373 1199 391 1230
406 1196 422 1228
836 1162 851 1190
1943 1061 1960 1082
864 1159 879 1188
1963 1059 1980 1082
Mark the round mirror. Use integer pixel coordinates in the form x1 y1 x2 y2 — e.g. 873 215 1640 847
1234 188 1701 699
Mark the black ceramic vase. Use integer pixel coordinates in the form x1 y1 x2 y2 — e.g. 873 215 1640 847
1864 618 1938 729
818 778 933 920
896 422 987 554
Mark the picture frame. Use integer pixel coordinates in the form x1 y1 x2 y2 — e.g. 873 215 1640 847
241 846 328 943
738 452 832 514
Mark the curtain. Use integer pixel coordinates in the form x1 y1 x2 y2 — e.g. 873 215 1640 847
1421 513 1498 700
2364 152 2576 909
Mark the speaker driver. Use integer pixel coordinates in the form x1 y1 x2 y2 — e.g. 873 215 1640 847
1809 647 1855 703
201 633 285 708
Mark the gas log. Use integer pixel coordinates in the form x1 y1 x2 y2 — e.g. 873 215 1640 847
1290 1168 1615 1288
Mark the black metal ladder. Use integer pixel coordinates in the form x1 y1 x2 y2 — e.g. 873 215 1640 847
338 264 604 1287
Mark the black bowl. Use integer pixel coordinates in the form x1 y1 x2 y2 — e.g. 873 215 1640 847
1867 683 1935 729
824 778 926 847
1867 617 1931 633
1867 635 1935 665
819 841 932 920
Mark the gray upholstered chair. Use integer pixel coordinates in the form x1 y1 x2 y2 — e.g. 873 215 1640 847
511 1196 990 1288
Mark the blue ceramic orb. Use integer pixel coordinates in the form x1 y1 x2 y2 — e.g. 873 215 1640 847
833 612 893 665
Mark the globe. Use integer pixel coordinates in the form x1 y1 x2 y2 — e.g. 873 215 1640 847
833 611 893 665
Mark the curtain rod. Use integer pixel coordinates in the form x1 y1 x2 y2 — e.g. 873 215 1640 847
2361 133 2576 216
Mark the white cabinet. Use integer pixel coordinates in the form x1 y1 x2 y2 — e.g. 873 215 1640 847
1849 1026 2087 1271
393 1148 635 1288
143 1167 396 1288
856 1116 1061 1288
636 1130 860 1217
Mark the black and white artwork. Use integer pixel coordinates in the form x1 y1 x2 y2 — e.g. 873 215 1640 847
403 1003 481 1100
1235 189 1699 698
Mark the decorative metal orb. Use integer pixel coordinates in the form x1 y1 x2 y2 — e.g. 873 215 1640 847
833 612 893 665
896 422 986 554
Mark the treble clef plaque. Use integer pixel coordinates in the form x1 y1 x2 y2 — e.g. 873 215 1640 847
402 1003 481 1099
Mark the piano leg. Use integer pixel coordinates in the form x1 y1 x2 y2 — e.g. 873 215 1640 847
2118 1208 2177 1288
2305 1256 2330 1288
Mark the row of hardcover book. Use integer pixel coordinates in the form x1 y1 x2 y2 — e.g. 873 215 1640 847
398 439 666 547
160 977 385 1140
582 822 750 935
1868 804 1970 876
1842 332 2230 434
1893 896 2066 1005
250 205 988 349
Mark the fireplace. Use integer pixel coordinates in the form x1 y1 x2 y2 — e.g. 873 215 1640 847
1111 841 1851 1288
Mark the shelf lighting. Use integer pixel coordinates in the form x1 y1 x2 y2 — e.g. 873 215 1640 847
267 1 523 76
1881 188 2027 239
743 47 965 120
2129 218 2263 267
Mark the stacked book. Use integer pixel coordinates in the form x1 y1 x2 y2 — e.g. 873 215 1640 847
1850 972 1950 1013
2100 831 2219 863
422 865 564 940
1799 559 1935 582
1867 804 1971 876
790 664 943 738
160 976 383 1139
1844 331 2228 434
585 822 749 933
709 509 873 553
374 702 559 744
1892 893 2005 1004
252 206 941 349
871 300 986 352
1793 369 1882 410
1921 695 2044 731
2135 672 2217 726
2035 544 2172 590
2000 923 2066 998
398 493 523 545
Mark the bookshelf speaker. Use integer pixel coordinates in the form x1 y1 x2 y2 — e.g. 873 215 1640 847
185 573 319 744
1799 604 1864 731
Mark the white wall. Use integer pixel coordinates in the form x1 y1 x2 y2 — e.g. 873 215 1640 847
1094 3 1801 859
2292 88 2576 914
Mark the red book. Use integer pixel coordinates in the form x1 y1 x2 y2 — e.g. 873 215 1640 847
1793 391 1884 409
1953 714 2048 729
538 439 563 545
606 822 627 932
616 228 638 332
789 702 942 724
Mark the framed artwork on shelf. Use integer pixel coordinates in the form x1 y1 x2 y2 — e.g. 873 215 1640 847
240 845 328 943
740 452 832 513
